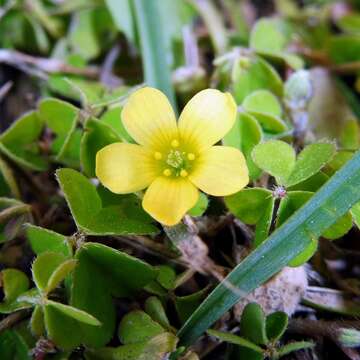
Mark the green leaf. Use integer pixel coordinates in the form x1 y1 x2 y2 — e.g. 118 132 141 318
247 111 287 134
44 301 86 350
118 310 165 345
340 120 359 150
175 287 209 324
0 269 31 313
243 90 282 118
336 14 360 34
0 330 31 360
100 106 133 143
225 188 272 225
144 297 172 331
207 329 263 353
288 238 318 267
71 242 157 347
188 193 208 217
85 332 178 360
249 18 303 69
328 35 360 64
277 191 313 227
47 300 101 326
250 18 288 55
287 172 329 192
105 0 135 43
31 252 66 292
232 57 283 104
133 0 176 110
265 311 288 341
285 143 336 187
0 156 20 198
277 341 314 357
156 265 176 290
45 259 77 294
252 140 296 185
254 196 275 247
351 201 360 229
223 112 262 179
0 269 29 303
232 346 264 360
0 111 47 171
80 118 121 177
322 212 353 240
30 305 45 337
240 303 268 345
56 168 157 235
38 98 80 165
177 150 360 346
25 224 72 257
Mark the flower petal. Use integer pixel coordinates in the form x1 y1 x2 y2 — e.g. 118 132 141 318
142 177 199 226
189 146 249 196
96 143 156 194
122 87 178 149
178 89 237 152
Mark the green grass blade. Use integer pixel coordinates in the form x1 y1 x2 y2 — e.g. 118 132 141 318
133 0 177 111
178 150 360 346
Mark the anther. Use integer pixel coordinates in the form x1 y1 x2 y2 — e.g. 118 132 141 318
180 169 188 177
163 169 172 177
154 152 162 160
187 153 195 161
171 139 180 148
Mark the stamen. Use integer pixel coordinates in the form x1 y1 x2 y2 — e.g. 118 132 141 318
166 150 183 168
154 152 162 160
171 139 180 148
180 169 188 177
187 153 195 161
163 169 172 177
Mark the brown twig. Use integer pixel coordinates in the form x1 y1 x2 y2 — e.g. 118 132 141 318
0 81 13 102
0 310 29 333
0 49 100 79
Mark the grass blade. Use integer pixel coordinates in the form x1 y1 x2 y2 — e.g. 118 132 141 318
178 150 360 346
133 0 177 110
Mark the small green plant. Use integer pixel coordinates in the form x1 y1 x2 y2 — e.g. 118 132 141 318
208 303 314 360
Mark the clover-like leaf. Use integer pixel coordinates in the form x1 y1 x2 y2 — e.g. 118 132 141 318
265 311 288 341
45 259 77 294
223 112 262 179
145 297 172 331
26 224 72 257
80 118 121 177
232 56 283 103
207 329 263 353
38 98 80 166
0 111 47 171
225 188 272 225
31 252 66 292
243 90 282 118
240 303 268 345
285 143 336 187
70 242 157 348
118 310 165 345
56 168 157 235
252 140 296 185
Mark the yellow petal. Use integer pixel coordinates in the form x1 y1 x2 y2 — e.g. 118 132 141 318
178 89 237 152
122 87 178 149
142 177 199 226
96 143 156 194
189 146 249 196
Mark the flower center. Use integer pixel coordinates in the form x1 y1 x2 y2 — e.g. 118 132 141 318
153 139 196 178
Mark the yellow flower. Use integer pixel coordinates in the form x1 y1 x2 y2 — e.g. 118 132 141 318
96 87 249 226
